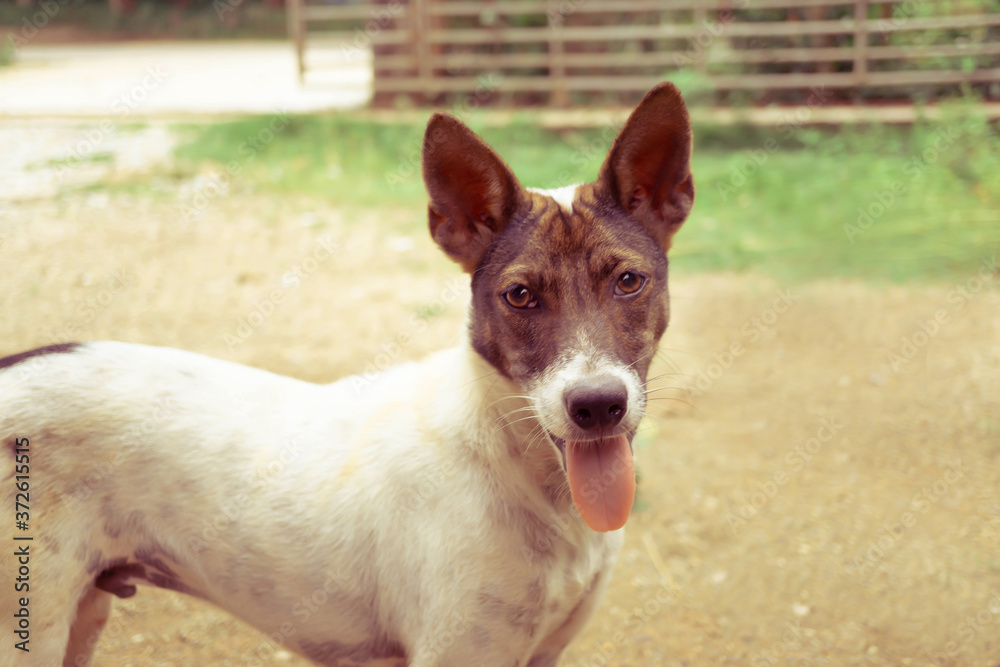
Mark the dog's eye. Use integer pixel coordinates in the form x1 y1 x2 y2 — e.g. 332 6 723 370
615 272 645 296
504 285 537 309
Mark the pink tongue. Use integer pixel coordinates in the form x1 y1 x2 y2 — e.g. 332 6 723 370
566 435 635 532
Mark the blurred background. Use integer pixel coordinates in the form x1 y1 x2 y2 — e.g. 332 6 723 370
2 1 999 665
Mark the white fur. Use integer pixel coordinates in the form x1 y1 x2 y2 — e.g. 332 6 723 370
528 184 581 213
530 336 645 444
1 340 622 666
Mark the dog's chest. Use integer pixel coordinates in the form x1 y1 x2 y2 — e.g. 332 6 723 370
507 527 623 653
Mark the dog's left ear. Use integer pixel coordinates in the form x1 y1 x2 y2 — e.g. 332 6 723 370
597 82 695 251
422 114 523 272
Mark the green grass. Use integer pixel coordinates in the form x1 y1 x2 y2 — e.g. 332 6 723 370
0 35 16 67
0 2 288 40
172 110 1000 283
31 152 114 169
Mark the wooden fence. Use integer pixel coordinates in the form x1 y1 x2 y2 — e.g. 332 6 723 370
287 0 1000 109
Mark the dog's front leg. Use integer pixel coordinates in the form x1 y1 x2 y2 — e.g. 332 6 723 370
64 587 113 666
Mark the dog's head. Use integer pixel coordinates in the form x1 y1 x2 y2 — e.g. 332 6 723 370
421 83 694 533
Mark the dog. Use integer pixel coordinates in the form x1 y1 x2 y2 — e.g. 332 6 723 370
1 82 693 667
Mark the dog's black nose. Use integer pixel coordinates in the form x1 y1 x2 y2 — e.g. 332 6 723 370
564 378 628 431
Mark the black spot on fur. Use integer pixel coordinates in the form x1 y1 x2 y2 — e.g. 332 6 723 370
0 342 81 371
94 551 199 599
95 563 145 599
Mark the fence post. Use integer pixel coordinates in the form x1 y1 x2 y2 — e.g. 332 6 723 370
548 0 569 107
693 3 709 75
286 0 304 83
412 0 433 104
854 0 869 85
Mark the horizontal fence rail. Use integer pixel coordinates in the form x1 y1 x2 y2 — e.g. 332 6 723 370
287 0 1000 110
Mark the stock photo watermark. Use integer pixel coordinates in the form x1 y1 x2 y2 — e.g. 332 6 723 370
5 0 79 53
224 233 340 350
349 276 466 392
52 67 169 182
690 287 799 397
849 459 965 577
334 0 404 63
884 254 997 374
844 123 965 243
927 588 1000 666
179 109 290 224
384 73 503 191
716 86 831 202
726 417 845 531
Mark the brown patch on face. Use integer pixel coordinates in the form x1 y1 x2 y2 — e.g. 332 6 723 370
468 185 670 388
423 83 693 396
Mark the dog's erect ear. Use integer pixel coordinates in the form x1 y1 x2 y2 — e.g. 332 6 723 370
597 82 695 251
422 114 522 272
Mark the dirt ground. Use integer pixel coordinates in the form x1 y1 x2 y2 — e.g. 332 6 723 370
2 180 999 666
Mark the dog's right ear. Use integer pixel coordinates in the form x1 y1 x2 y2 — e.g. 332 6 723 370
422 114 522 272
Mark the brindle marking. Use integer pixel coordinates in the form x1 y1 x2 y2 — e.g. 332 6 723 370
468 186 671 387
423 99 691 395
0 342 80 371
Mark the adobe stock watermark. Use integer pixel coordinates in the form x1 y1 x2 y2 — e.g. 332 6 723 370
65 604 141 666
844 123 964 243
334 0 404 63
224 233 339 350
52 67 169 182
5 0 77 54
575 535 683 667
876 0 926 35
533 111 631 193
396 459 457 518
37 268 133 345
62 396 179 504
690 288 799 397
716 86 831 202
4 267 132 387
179 109 290 224
672 0 751 68
349 276 466 392
384 74 503 191
750 617 821 667
927 588 1000 666
546 0 587 26
187 437 306 557
884 254 997 374
726 416 844 531
849 459 965 577
219 561 353 667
